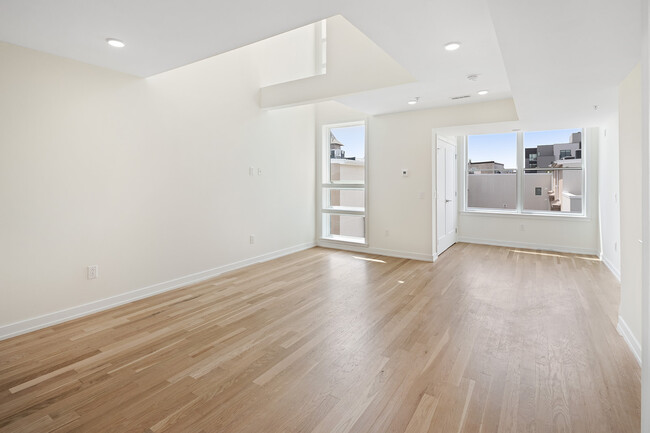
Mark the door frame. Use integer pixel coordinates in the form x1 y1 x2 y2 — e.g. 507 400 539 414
433 133 458 259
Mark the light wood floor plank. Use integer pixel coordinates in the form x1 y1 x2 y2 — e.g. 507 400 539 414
0 244 640 432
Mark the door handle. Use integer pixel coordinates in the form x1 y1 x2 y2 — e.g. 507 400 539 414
445 199 451 203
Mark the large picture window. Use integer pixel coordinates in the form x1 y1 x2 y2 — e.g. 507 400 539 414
321 122 367 243
466 128 585 215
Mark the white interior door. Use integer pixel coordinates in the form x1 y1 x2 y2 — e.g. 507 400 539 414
436 136 457 255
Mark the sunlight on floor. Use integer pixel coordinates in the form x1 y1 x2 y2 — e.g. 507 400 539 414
509 249 600 261
353 256 386 263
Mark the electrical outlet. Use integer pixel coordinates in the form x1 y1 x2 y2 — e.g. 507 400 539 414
249 166 254 176
250 235 255 245
258 168 262 175
87 265 98 280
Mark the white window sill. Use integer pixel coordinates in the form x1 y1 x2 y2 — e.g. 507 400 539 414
320 235 368 246
460 209 589 221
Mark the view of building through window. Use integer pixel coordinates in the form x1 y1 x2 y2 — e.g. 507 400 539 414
322 124 366 242
467 128 583 214
467 132 517 209
523 129 582 213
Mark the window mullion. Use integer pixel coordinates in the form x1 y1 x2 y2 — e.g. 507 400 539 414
516 131 524 214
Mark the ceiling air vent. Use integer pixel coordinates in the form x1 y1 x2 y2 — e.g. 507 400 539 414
451 95 471 100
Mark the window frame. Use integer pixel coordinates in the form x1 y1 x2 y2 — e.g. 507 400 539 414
462 129 587 218
318 121 368 246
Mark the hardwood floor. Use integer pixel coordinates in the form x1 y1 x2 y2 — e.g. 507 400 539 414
0 243 641 432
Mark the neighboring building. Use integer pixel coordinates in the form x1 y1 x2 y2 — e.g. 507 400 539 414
329 132 365 239
525 148 538 168
525 131 582 170
549 159 583 212
468 160 506 173
330 133 345 159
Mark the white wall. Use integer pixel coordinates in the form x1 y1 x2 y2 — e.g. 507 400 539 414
599 118 621 279
457 128 600 255
260 15 414 109
315 98 519 260
618 64 643 357
0 36 316 333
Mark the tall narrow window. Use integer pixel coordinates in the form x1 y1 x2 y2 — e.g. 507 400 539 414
321 122 366 244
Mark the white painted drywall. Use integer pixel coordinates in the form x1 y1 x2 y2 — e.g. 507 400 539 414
0 36 316 328
641 2 650 426
618 64 643 350
315 98 519 259
456 128 600 255
598 117 621 279
260 15 415 109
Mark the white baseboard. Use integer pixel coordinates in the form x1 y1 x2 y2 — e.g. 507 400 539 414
316 240 434 262
0 241 315 341
601 255 621 282
456 236 599 256
617 316 642 366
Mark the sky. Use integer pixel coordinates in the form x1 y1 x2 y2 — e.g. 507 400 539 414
331 125 365 159
467 128 581 168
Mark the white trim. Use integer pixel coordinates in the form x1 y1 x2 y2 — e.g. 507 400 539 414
319 235 367 246
457 236 599 256
316 240 434 262
516 131 524 213
461 209 590 221
617 315 643 367
601 255 621 282
321 208 365 216
0 242 316 341
319 120 369 246
434 135 458 255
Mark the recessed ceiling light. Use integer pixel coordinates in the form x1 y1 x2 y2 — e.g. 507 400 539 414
106 38 125 48
408 97 420 105
444 42 461 51
477 90 489 95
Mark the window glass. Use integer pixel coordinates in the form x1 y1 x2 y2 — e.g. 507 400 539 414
523 129 582 213
329 125 365 184
323 188 364 212
467 133 517 210
323 214 365 242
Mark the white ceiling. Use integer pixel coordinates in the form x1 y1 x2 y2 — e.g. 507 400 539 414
0 0 642 124
486 0 642 128
337 0 512 113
